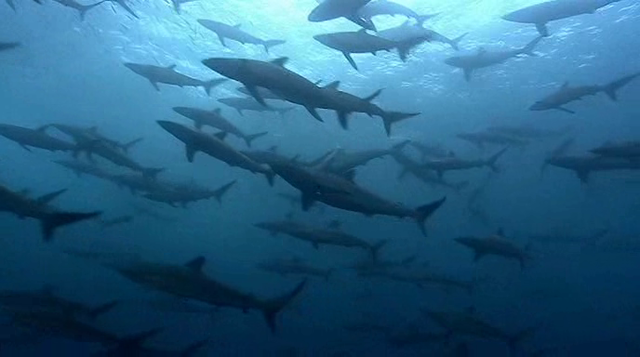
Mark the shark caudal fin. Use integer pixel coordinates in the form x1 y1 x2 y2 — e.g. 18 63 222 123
244 131 268 148
414 197 447 237
380 111 420 136
87 300 119 320
78 1 105 21
212 180 237 203
602 72 640 101
203 78 227 96
261 280 307 333
263 40 286 53
520 36 543 56
486 147 508 172
142 168 164 179
41 211 102 242
507 327 536 357
449 32 468 51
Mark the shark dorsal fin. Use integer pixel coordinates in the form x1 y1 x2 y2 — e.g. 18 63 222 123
185 256 206 272
271 57 289 67
214 132 228 141
327 220 342 230
357 28 367 34
323 81 341 90
363 89 383 102
36 189 68 206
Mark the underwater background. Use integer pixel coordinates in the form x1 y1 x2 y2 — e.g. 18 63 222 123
1 0 640 356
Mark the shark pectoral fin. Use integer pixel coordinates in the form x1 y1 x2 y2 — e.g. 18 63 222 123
149 81 160 91
555 107 575 114
342 52 359 71
535 23 549 37
473 251 485 262
463 68 473 82
245 86 266 106
186 144 197 162
576 169 590 184
301 193 315 211
20 144 32 152
305 107 323 122
217 35 227 47
337 112 349 130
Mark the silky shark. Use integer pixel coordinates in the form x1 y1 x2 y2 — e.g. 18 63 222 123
123 62 226 95
106 256 307 332
198 19 286 52
314 29 428 70
157 121 275 185
0 123 78 152
445 37 543 81
0 185 101 241
529 72 640 114
51 0 105 20
308 0 375 31
173 106 268 147
503 0 623 36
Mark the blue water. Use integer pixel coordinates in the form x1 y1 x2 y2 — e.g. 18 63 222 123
1 0 640 356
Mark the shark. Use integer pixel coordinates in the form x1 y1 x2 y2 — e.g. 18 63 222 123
173 106 268 147
157 121 275 185
123 62 226 95
445 37 542 81
0 184 101 241
106 256 307 332
529 72 640 114
198 19 286 52
502 0 623 36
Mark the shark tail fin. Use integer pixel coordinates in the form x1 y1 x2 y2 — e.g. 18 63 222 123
370 240 388 261
203 78 226 96
602 73 640 101
507 327 536 357
414 197 447 237
381 111 420 136
449 32 468 51
41 211 102 242
212 180 237 203
142 167 164 179
122 138 143 153
261 280 307 333
180 339 209 357
244 131 268 148
486 147 508 172
263 40 286 53
521 36 543 56
87 300 119 320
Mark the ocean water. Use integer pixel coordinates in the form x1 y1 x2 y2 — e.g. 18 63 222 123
1 0 640 356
